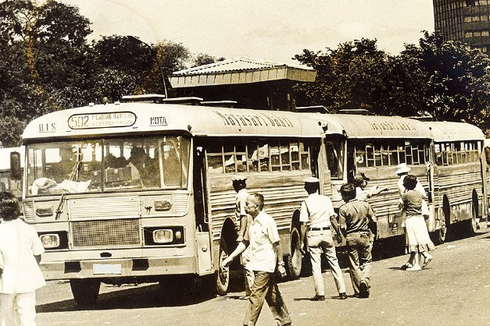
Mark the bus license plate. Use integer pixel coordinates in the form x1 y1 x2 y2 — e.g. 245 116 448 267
93 264 122 275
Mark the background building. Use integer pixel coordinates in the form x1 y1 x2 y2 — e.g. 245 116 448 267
433 0 490 55
169 57 317 111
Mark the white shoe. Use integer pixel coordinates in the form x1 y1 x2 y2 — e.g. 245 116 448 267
406 265 422 271
423 255 433 267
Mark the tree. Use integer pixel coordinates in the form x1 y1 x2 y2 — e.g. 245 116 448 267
293 38 391 113
192 53 225 67
398 31 490 129
293 32 490 135
0 0 93 145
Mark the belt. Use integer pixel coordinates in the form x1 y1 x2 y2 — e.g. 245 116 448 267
309 226 330 231
346 230 369 235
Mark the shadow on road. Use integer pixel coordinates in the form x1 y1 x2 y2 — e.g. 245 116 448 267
37 280 218 313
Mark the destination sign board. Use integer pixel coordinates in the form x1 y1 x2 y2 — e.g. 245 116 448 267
68 112 136 129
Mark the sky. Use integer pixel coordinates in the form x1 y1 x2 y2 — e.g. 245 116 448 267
59 0 435 64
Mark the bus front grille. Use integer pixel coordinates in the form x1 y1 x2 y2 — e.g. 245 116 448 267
71 219 141 248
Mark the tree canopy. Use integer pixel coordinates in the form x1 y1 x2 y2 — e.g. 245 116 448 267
293 32 489 135
0 0 488 146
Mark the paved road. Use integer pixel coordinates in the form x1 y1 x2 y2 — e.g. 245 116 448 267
36 225 490 326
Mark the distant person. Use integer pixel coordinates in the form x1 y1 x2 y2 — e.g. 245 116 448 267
127 147 158 187
47 147 76 182
299 177 347 301
163 146 181 186
396 163 426 199
222 193 292 326
396 163 430 267
231 175 253 299
353 173 388 201
398 175 434 271
337 183 377 299
0 191 46 325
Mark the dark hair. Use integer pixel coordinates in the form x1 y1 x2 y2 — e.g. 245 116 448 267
403 174 418 190
353 175 364 187
0 192 20 221
340 183 356 201
304 182 319 194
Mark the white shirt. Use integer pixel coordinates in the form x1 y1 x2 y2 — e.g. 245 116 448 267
299 192 335 227
235 188 249 218
245 210 280 273
0 218 46 294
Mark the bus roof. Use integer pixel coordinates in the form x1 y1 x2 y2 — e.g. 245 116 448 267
424 121 484 142
22 102 338 143
313 114 433 139
0 147 24 170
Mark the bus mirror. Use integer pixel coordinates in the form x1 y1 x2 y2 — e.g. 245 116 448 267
10 152 22 181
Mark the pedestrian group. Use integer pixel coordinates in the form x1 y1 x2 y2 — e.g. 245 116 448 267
224 163 435 326
0 162 435 326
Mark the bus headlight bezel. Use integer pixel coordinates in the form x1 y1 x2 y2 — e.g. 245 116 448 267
40 234 60 249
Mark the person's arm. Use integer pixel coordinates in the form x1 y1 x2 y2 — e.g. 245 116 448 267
273 241 287 278
330 213 343 243
221 241 248 268
370 185 389 196
367 205 378 240
299 201 309 253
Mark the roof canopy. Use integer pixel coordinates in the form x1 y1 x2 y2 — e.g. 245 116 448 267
424 121 484 141
169 57 317 88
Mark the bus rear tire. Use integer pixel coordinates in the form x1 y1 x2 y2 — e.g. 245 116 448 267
287 227 303 279
70 279 100 306
216 240 230 295
437 221 447 244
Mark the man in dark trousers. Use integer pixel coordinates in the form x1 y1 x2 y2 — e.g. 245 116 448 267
335 183 377 298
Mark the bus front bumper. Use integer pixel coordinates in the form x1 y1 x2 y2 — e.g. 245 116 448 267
40 255 200 281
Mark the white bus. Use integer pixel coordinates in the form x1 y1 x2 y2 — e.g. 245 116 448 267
15 98 335 304
425 121 487 240
301 113 487 251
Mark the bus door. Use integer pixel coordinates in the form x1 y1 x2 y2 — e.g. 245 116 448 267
194 144 213 275
324 136 345 207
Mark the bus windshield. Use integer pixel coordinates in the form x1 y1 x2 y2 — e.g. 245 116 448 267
26 135 190 196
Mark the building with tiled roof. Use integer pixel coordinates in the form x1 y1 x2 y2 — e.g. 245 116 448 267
169 57 317 111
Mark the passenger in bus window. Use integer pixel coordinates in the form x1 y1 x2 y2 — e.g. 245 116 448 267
127 147 159 187
47 147 76 183
163 146 181 186
299 177 347 301
231 175 253 299
398 175 434 272
338 183 377 298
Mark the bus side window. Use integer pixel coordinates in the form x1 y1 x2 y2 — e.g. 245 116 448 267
356 148 366 168
207 143 224 175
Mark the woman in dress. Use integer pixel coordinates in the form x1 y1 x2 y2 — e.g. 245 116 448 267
399 175 434 271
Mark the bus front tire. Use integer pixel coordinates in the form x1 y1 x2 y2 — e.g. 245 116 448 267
216 240 230 295
70 279 100 306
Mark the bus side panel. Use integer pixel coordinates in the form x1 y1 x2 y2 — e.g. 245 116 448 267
433 162 484 225
207 171 311 263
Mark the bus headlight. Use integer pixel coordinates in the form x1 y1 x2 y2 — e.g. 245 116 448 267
153 229 174 244
40 234 60 248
